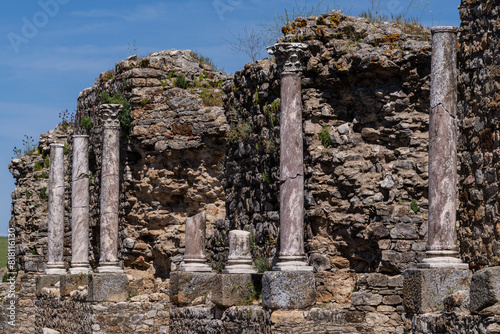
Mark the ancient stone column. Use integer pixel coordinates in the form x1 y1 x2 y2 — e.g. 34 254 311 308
97 104 123 273
45 143 66 274
70 135 91 274
419 26 467 269
180 213 212 272
267 43 313 272
223 230 256 274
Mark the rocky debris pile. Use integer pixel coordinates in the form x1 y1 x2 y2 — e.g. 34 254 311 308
223 11 432 274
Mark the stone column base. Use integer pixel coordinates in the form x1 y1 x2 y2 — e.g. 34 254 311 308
273 256 314 272
180 259 212 272
88 273 128 302
69 263 91 275
262 271 316 309
96 262 123 273
212 273 262 307
417 250 469 269
170 271 216 306
403 268 471 314
45 263 66 275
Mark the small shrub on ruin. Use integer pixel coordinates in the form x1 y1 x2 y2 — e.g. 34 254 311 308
263 169 272 184
80 116 92 132
411 199 420 214
200 88 223 107
34 160 43 171
25 190 32 199
174 74 189 89
253 257 271 273
40 187 48 200
44 156 50 168
318 126 331 148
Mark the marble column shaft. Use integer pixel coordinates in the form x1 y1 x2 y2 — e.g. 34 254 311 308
223 230 256 274
70 135 91 274
267 42 313 272
420 26 467 269
180 212 212 272
97 104 123 273
46 143 66 274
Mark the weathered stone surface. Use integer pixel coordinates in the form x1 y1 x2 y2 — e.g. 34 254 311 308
88 273 128 302
36 275 61 297
470 267 500 315
351 292 383 306
169 271 216 306
211 273 262 307
262 271 315 309
60 274 89 297
403 268 471 314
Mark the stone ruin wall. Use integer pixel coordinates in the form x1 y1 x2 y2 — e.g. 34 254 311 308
223 11 432 276
458 0 500 268
11 2 500 332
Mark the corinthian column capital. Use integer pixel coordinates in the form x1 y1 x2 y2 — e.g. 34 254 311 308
267 42 309 73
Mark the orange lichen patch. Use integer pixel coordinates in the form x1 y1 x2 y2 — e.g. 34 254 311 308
330 14 343 25
336 63 345 71
383 49 394 56
295 18 307 28
421 48 427 53
282 26 297 36
457 43 461 51
382 33 400 44
314 26 326 37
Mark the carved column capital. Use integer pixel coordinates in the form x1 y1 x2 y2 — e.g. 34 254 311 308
100 104 122 128
267 42 309 73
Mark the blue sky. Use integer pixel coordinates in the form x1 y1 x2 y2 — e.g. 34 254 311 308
0 0 460 235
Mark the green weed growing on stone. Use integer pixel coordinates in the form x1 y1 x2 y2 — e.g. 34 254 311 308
253 88 260 105
200 88 224 106
263 169 272 184
40 187 48 200
25 190 32 199
191 50 224 72
63 143 68 155
141 97 149 106
81 116 92 132
34 160 43 171
35 171 49 179
253 257 271 273
319 125 331 148
174 74 189 89
411 199 420 214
